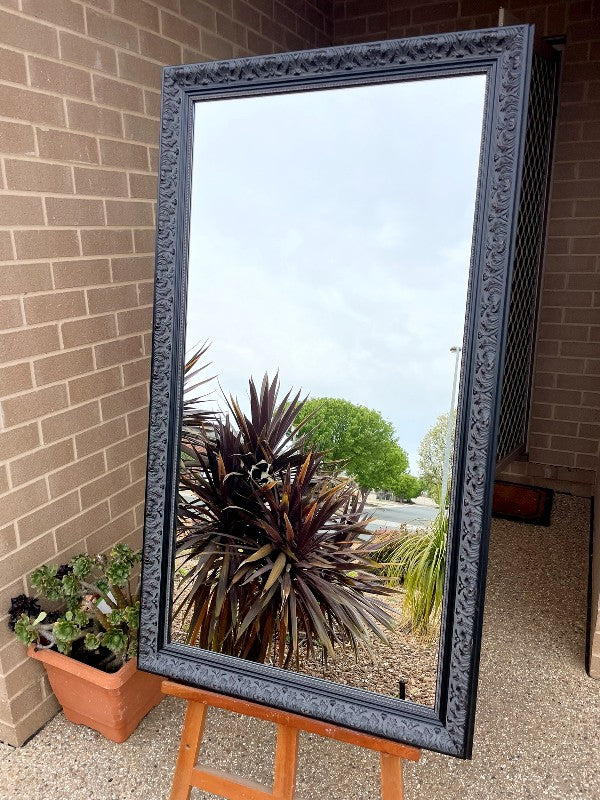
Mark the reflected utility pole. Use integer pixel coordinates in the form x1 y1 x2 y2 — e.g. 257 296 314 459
440 345 461 514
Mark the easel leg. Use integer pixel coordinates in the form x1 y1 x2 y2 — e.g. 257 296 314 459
273 724 299 800
380 752 404 800
170 700 208 800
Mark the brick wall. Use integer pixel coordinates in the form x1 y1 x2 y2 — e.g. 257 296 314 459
0 0 332 747
333 1 600 498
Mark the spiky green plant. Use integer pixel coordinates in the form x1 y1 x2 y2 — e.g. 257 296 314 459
176 374 394 668
9 544 141 671
372 510 448 634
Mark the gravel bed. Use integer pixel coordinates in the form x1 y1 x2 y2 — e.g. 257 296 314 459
171 585 439 707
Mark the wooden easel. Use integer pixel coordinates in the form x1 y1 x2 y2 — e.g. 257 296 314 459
163 680 421 800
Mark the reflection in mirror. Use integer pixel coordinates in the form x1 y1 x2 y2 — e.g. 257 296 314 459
171 75 486 708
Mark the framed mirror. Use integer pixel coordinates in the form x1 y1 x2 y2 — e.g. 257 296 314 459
140 25 534 759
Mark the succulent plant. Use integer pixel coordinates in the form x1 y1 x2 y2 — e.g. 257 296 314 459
8 544 141 671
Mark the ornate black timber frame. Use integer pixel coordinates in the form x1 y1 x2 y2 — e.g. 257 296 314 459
139 25 534 760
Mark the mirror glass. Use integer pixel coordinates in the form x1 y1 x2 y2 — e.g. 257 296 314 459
171 74 486 708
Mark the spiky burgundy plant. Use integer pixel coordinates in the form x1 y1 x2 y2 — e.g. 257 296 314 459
176 374 394 668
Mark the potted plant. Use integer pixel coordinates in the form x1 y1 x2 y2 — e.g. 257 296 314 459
8 544 163 742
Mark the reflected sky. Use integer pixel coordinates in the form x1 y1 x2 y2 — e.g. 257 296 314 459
186 74 486 471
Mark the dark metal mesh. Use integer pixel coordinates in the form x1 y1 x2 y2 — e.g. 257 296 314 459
496 52 559 464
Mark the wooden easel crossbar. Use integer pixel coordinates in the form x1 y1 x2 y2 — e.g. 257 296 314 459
163 680 420 800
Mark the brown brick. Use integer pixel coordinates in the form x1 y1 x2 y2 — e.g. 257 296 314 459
0 524 17 561
0 324 60 365
17 492 81 544
117 51 161 87
0 122 36 156
133 228 155 253
61 313 117 348
68 365 122 404
52 259 110 288
81 229 133 257
40 400 100 444
109 478 145 518
80 464 129 509
0 465 8 495
85 508 135 552
2 384 67 427
86 7 140 50
75 416 127 458
149 147 159 171
123 113 159 145
0 298 23 330
4 159 73 194
0 46 27 84
74 167 128 197
87 284 138 314
128 172 157 199
129 451 147 480
539 323 589 341
181 0 216 28
0 423 39 463
28 56 92 100
0 84 64 127
160 10 200 48
542 290 592 308
36 128 99 165
45 197 105 227
564 308 600 324
99 139 148 170
551 435 599 454
59 31 117 75
111 254 153 281
105 429 147 469
106 200 153 226
202 30 235 60
114 0 159 31
136 281 152 308
0 195 44 227
48 452 105 499
0 479 48 527
10 439 75 488
93 75 144 113
556 405 600 423
95 334 144 368
232 0 259 31
138 29 181 63
54 500 110 552
14 230 80 260
117 305 152 335
144 90 161 118
0 363 33 396
100 384 147 420
561 342 600 358
0 232 14 261
127 406 149 436
24 291 86 324
572 237 600 255
0 8 59 56
122 356 150 387
216 11 247 45
66 100 123 137
33 347 94 387
22 0 86 33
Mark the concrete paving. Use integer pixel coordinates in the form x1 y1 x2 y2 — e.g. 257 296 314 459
1 493 598 800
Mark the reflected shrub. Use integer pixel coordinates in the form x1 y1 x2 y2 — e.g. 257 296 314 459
176 374 394 667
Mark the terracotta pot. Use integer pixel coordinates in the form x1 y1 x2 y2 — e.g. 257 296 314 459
28 645 164 742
